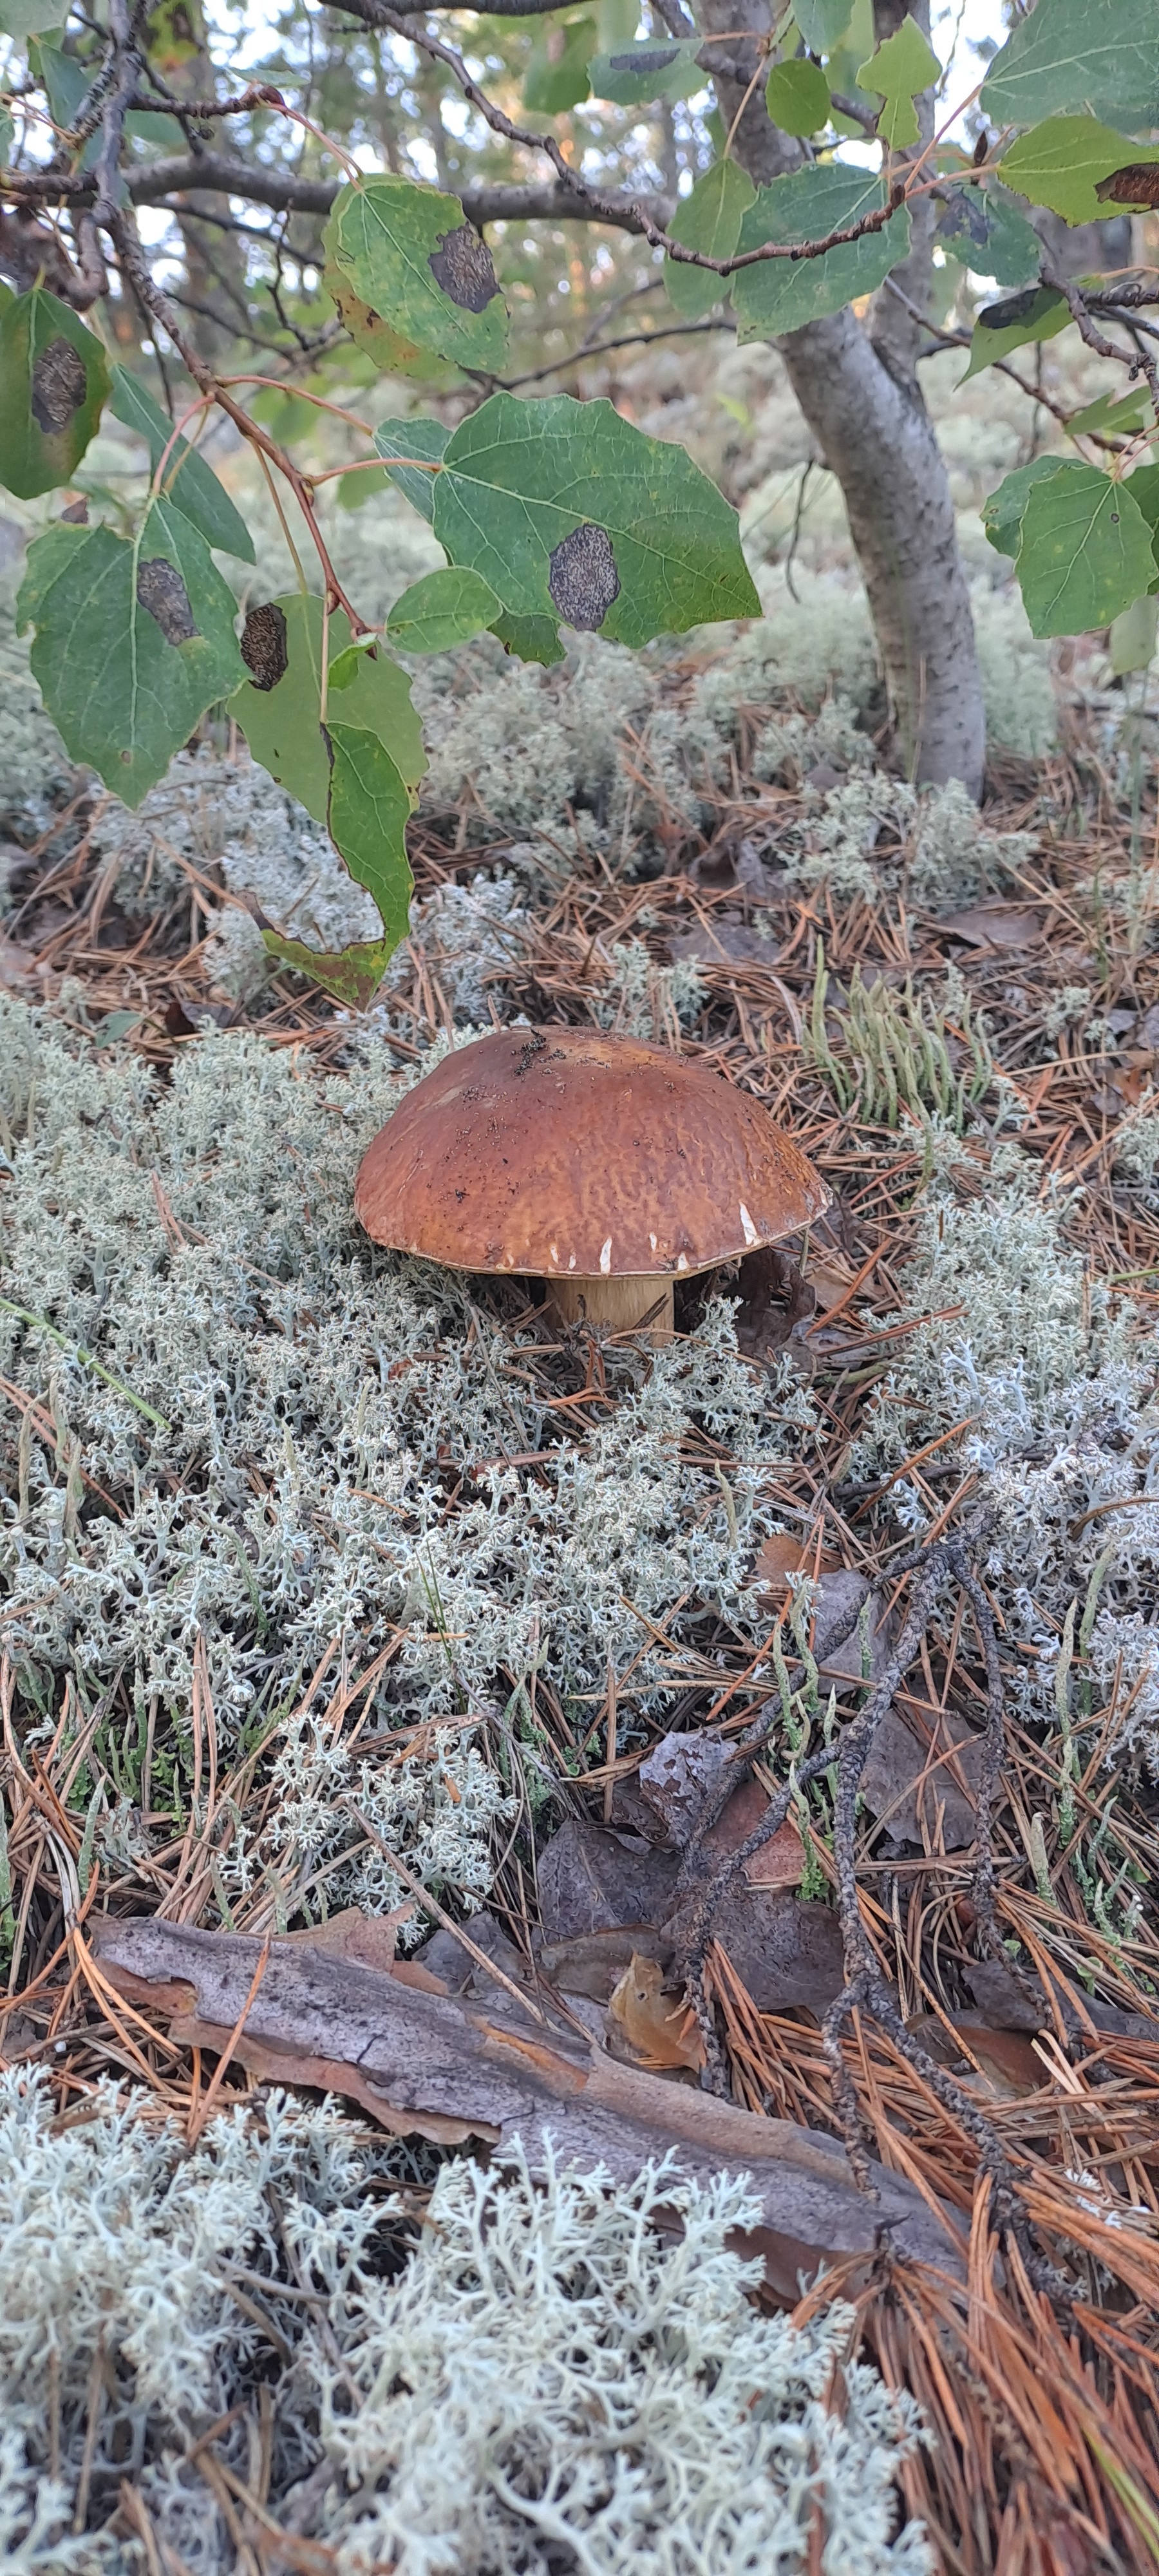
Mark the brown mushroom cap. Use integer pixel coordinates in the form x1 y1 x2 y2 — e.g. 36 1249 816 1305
355 1026 829 1280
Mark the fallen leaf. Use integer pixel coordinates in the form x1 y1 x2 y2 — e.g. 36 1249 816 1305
860 1705 985 1853
667 1888 847 2016
0 936 37 987
965 1957 1159 2041
539 1926 673 2002
638 1732 804 1893
938 904 1044 950
93 1915 957 2297
280 1901 448 1992
754 1532 840 1604
537 1815 680 1941
608 1952 706 2072
668 920 782 968
806 1260 860 1313
906 2012 1045 2101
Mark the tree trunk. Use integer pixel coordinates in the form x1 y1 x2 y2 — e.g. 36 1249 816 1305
699 0 986 797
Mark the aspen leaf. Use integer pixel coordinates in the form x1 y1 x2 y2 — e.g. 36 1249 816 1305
16 498 245 807
998 115 1159 225
962 284 1068 378
0 289 109 500
386 566 502 653
1014 460 1154 638
378 392 760 646
663 158 755 320
792 0 854 53
324 176 509 373
109 365 254 561
764 58 832 138
587 35 702 102
856 17 940 146
981 0 1159 133
524 15 597 113
731 166 909 338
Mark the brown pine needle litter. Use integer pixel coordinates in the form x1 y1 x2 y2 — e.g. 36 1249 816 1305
3 639 1159 2575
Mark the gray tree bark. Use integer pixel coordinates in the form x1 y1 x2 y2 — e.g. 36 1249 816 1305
699 0 986 797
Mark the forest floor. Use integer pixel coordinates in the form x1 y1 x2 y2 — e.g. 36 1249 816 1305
3 334 1159 2572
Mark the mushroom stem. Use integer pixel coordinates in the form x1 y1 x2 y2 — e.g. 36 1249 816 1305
551 1275 675 1337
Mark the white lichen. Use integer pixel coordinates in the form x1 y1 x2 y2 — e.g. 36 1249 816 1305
0 2070 931 2576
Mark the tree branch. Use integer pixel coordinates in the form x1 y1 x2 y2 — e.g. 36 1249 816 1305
1 153 674 236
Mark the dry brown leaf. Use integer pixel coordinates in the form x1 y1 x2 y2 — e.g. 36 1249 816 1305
806 1260 858 1313
754 1531 840 1599
93 1915 959 2298
938 904 1044 950
608 1953 706 2072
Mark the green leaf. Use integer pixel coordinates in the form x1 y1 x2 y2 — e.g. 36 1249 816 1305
386 567 502 653
323 256 453 385
524 16 598 113
962 285 1069 379
109 365 254 562
0 111 12 167
856 17 939 146
999 116 1159 225
731 167 909 339
1013 460 1154 637
229 591 424 828
587 37 702 102
1109 591 1158 673
981 0 1159 133
764 58 832 138
17 497 246 807
981 455 1065 558
0 1 70 37
792 0 854 53
377 390 759 647
373 417 449 524
261 721 415 1006
489 609 565 665
664 158 755 320
231 594 424 1003
1066 386 1152 439
323 176 509 374
823 0 876 131
935 187 1041 286
0 289 110 500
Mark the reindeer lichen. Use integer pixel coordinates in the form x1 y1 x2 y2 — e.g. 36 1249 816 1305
0 2070 930 2576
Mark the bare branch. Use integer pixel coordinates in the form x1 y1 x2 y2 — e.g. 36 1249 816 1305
2 153 673 238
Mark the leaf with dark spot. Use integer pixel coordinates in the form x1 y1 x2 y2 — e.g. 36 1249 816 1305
16 494 245 807
547 522 620 630
588 35 702 101
229 591 425 1004
0 287 109 500
30 337 87 435
136 556 199 646
324 175 508 372
240 600 289 691
428 223 500 314
382 390 759 650
1096 160 1159 206
612 43 676 70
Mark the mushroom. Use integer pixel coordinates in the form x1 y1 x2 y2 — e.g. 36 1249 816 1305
355 1026 829 1336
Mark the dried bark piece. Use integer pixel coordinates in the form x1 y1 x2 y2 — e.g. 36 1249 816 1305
93 1914 960 2298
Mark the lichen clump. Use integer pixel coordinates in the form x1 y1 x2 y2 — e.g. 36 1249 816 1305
0 2070 930 2575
